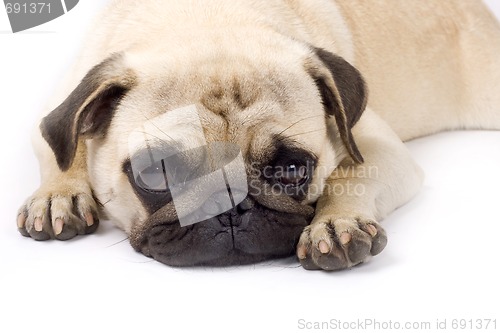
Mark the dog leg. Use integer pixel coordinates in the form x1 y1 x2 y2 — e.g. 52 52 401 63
17 131 99 241
17 54 136 240
297 110 424 270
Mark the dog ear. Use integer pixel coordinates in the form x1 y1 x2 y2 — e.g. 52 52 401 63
307 48 367 163
40 53 136 171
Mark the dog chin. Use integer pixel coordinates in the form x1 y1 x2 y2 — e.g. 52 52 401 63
131 202 313 267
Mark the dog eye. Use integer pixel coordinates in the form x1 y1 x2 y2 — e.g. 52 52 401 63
278 164 309 187
136 160 168 193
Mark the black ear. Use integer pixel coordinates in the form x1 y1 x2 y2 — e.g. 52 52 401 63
308 47 367 163
41 53 136 171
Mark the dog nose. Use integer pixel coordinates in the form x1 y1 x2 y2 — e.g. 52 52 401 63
217 209 252 228
203 195 255 228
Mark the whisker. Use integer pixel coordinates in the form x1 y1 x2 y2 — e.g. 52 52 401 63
100 199 113 206
277 114 324 136
138 112 176 143
105 237 129 248
93 192 114 207
283 128 324 138
133 130 171 145
129 259 156 264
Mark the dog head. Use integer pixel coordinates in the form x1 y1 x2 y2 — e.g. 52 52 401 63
40 36 367 266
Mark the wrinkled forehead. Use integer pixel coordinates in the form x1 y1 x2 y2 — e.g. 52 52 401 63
124 104 283 162
123 105 326 165
112 58 328 162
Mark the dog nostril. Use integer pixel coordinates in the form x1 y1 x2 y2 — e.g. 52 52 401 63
237 197 254 212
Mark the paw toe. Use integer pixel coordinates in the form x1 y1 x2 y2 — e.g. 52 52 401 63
26 217 51 241
299 257 322 270
17 211 30 237
75 194 99 235
361 222 387 255
345 229 372 264
54 219 78 241
312 243 348 271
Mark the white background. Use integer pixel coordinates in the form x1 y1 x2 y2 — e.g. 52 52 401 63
1 2 499 332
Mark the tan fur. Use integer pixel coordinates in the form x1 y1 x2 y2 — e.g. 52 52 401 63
335 0 500 139
19 0 500 269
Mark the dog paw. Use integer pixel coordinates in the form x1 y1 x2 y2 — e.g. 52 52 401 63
296 217 387 271
17 186 99 241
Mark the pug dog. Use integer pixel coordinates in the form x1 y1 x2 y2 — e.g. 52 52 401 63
17 0 500 270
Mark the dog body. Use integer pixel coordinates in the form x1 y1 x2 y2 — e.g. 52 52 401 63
18 0 500 269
